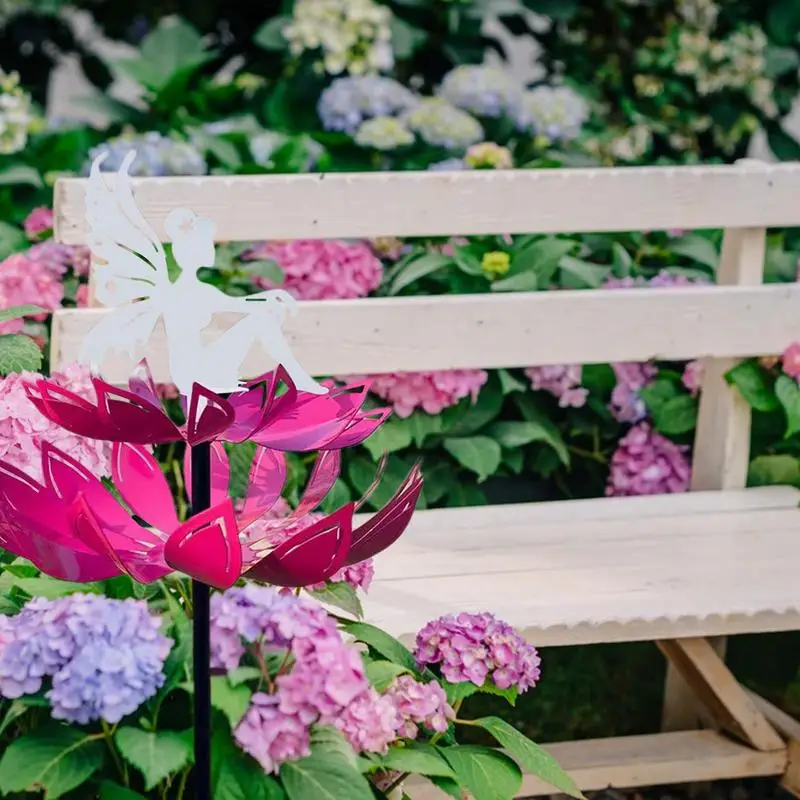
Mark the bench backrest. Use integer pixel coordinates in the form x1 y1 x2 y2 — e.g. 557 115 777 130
49 162 800 495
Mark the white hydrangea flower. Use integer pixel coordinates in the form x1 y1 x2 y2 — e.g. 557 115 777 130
403 98 484 150
284 0 394 77
354 116 414 150
515 85 589 142
438 65 523 119
0 70 34 155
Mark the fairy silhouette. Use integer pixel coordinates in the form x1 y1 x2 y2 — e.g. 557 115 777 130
79 151 326 397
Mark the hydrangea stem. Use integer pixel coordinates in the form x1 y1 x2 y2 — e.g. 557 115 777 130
191 441 212 800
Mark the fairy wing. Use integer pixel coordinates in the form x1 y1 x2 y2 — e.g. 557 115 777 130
84 150 170 308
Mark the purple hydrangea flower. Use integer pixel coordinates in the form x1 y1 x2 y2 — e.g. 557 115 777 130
384 675 454 738
525 364 588 408
415 612 541 692
84 131 207 177
318 76 418 134
609 362 656 423
0 594 171 724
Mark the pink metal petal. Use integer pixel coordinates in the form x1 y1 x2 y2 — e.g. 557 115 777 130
245 504 353 587
26 380 114 439
346 466 423 565
164 500 242 589
327 407 392 449
238 448 287 527
112 442 180 534
127 360 162 408
71 495 170 583
184 442 230 508
290 449 341 518
186 384 235 445
226 382 273 443
94 380 183 443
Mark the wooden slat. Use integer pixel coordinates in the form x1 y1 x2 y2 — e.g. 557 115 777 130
657 638 784 751
53 162 800 245
49 283 800 381
404 731 786 799
747 691 800 742
362 488 800 647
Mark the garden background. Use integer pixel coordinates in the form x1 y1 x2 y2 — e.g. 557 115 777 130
1 0 800 782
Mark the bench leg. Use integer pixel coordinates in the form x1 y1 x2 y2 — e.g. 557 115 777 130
746 690 800 798
657 638 784 753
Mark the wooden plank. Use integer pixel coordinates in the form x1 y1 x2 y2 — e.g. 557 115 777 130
663 224 766 733
747 691 800 742
49 283 800 381
404 731 786 799
53 162 800 245
657 639 784 751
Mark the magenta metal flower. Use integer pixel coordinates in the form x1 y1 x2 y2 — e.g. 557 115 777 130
24 361 390 450
0 441 422 591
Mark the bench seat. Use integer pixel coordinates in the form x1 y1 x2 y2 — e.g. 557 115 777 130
364 486 800 648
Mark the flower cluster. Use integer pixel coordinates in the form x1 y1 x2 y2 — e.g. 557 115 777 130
438 65 523 119
347 370 488 418
355 116 414 150
0 252 63 334
465 142 513 169
284 0 393 76
606 422 691 496
782 342 800 381
242 239 383 300
318 75 418 134
404 98 484 150
23 207 53 239
0 365 111 481
515 85 589 143
525 364 587 408
0 594 171 724
384 675 454 738
415 612 541 691
85 131 207 177
609 362 656 423
0 69 35 154
212 586 398 771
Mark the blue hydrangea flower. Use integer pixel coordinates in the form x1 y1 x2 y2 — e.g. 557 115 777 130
438 65 523 119
84 131 208 177
318 75 419 134
403 99 484 150
0 594 172 725
515 85 590 142
427 158 471 171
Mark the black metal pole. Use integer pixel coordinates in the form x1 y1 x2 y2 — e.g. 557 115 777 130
190 441 212 800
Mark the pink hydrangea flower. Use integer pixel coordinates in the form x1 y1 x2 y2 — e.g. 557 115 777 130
242 239 383 300
0 364 111 481
384 675 454 738
252 513 375 592
75 284 90 308
682 360 703 395
27 242 72 277
0 253 64 333
609 362 656 423
524 365 587 408
782 343 800 381
23 207 54 239
415 612 541 692
606 422 690 497
346 370 488 418
335 687 399 754
71 246 91 277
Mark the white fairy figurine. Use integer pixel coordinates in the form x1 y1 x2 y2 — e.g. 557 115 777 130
79 151 326 396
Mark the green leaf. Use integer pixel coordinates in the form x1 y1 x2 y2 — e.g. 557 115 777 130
0 220 26 258
0 334 43 375
212 721 286 800
389 254 453 294
611 242 633 277
498 369 527 394
99 782 148 800
392 17 427 59
490 271 539 292
0 164 43 187
640 377 681 413
11 576 102 599
406 411 443 446
443 436 502 481
443 680 478 705
254 16 291 51
0 304 45 324
441 745 522 800
362 417 412 459
472 717 584 798
211 676 252 728
308 581 364 619
487 420 569 463
364 660 411 691
140 18 209 85
115 727 192 791
767 0 800 46
427 775 464 798
342 621 421 676
281 747 374 800
0 698 31 737
668 234 719 270
441 377 504 436
383 742 455 778
765 45 800 77
776 375 800 437
227 666 262 686
652 395 698 436
726 361 779 412
748 454 800 488
509 237 576 288
478 683 518 706
225 441 256 499
558 256 610 289
0 726 104 799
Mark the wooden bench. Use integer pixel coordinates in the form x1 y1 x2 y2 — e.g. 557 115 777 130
50 163 800 798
